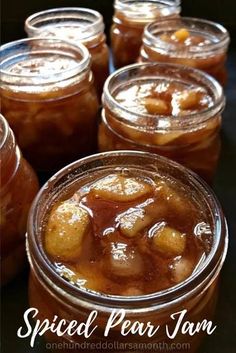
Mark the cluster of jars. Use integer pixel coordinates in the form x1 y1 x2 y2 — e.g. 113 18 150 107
0 2 230 353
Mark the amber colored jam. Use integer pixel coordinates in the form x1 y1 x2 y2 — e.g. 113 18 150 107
99 78 222 183
44 171 212 296
114 81 213 116
141 26 229 86
111 2 179 68
160 28 211 46
1 51 99 171
7 54 78 76
27 151 227 353
0 118 39 284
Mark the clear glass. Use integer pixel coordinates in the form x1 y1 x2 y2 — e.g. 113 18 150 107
111 0 181 68
99 62 225 183
140 17 230 86
25 7 109 96
27 151 228 352
0 114 39 285
0 38 99 172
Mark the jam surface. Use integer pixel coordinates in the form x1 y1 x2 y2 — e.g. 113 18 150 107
7 54 78 76
44 171 212 296
114 81 213 117
160 28 214 47
37 26 91 41
115 3 164 24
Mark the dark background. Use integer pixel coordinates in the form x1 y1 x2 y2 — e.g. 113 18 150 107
1 1 236 353
1 0 236 45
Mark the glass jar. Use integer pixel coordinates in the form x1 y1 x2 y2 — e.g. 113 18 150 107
140 17 230 86
27 151 228 353
0 38 99 172
25 7 109 97
0 114 39 285
111 0 181 68
99 63 225 183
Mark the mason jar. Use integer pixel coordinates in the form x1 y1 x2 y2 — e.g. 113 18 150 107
25 7 109 96
140 17 230 86
0 38 99 171
99 63 225 183
0 114 39 285
27 151 228 353
111 0 181 68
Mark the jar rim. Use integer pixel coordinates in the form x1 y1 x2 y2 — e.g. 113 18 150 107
0 114 9 150
115 0 181 14
114 0 181 24
27 150 228 311
0 37 91 85
25 7 105 40
103 62 225 131
0 114 22 191
143 17 230 56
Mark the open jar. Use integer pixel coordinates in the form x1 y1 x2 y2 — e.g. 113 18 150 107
99 63 225 183
111 0 181 68
140 17 230 86
0 38 99 172
25 7 109 96
27 151 228 352
0 114 39 285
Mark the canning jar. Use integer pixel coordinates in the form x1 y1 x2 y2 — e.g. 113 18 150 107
25 7 109 96
27 151 228 353
99 63 225 183
0 114 39 285
111 0 181 68
140 17 230 86
0 38 99 171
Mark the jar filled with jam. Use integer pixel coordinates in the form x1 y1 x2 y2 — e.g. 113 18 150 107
25 7 109 96
27 151 228 352
0 38 99 171
99 63 225 183
111 0 181 68
140 17 230 86
0 114 39 285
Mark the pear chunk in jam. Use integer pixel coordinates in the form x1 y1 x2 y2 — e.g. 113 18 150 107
118 207 152 238
45 201 90 261
173 89 203 111
171 257 195 283
172 28 190 42
44 170 211 295
108 242 143 277
152 223 186 256
117 198 157 238
144 97 169 115
90 174 152 202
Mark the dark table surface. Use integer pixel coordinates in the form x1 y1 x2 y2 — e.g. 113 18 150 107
1 50 236 353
